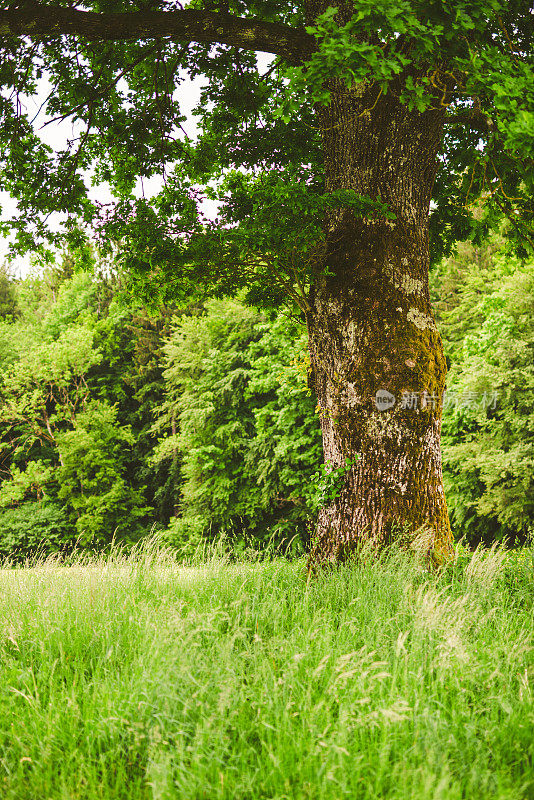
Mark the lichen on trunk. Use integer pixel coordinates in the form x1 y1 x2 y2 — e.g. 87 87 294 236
307 221 453 565
306 64 454 566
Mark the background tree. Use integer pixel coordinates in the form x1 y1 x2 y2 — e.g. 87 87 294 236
152 298 322 553
55 400 150 545
0 259 166 556
0 0 532 564
433 241 534 544
0 265 18 321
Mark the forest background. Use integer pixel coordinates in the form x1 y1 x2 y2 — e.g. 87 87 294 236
0 229 533 562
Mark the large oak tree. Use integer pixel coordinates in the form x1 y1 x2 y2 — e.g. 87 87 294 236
0 0 532 564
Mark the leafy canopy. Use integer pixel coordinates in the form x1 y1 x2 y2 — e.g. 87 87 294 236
0 0 532 303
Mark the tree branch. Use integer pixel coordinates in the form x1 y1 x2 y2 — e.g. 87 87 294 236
445 108 497 134
0 3 314 64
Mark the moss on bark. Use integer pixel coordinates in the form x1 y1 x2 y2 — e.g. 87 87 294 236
306 71 453 567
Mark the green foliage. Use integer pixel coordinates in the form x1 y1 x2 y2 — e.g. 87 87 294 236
56 401 150 545
153 298 322 552
434 242 534 543
279 0 532 117
0 306 103 514
0 547 532 798
96 167 395 311
310 458 357 511
273 1 533 262
278 3 421 118
0 501 73 561
0 257 166 554
211 169 395 309
0 266 18 321
0 461 54 509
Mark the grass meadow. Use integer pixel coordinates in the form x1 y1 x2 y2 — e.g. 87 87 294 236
0 543 533 800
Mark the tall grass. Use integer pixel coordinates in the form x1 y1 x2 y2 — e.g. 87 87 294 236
0 542 532 799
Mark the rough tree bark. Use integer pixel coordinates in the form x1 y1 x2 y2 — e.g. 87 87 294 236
306 64 454 565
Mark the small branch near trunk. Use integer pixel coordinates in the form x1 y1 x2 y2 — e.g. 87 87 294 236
445 108 497 134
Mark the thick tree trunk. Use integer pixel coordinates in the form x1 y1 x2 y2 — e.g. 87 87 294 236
307 67 454 565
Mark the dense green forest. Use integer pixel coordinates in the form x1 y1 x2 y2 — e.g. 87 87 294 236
0 235 532 561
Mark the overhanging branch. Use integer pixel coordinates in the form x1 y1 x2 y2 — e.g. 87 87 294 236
0 3 314 64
